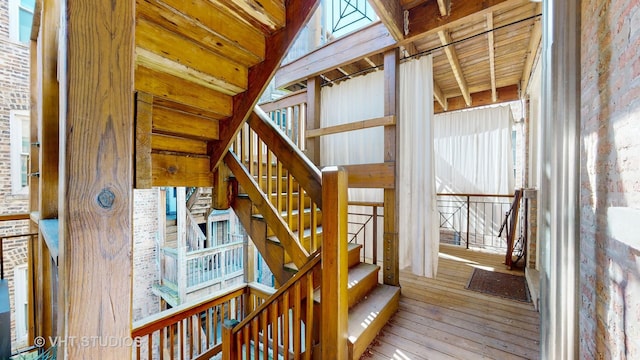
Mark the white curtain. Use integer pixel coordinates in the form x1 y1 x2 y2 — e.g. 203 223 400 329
434 106 514 194
398 57 438 277
320 56 439 278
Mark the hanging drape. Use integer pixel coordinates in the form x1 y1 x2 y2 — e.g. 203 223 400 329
434 106 514 194
320 55 439 278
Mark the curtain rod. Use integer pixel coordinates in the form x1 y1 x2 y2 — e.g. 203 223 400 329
320 13 542 87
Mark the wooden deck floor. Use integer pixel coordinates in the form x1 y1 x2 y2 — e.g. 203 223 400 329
364 245 540 360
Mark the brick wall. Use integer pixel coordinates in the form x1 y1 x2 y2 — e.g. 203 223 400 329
1 0 32 353
132 189 161 322
581 0 640 358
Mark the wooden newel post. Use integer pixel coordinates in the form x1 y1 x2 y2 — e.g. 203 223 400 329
321 166 348 360
222 319 239 360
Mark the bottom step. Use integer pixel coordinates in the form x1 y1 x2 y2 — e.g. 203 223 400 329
347 284 400 360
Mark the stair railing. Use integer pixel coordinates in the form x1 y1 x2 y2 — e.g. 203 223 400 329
226 106 323 262
186 209 206 251
132 283 273 360
222 250 322 360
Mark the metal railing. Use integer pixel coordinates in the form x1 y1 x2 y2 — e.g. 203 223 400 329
348 202 382 265
437 193 515 252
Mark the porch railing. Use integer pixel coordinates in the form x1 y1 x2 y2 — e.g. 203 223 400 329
348 201 382 266
436 193 514 251
186 209 206 252
161 247 178 287
186 241 244 290
132 282 274 360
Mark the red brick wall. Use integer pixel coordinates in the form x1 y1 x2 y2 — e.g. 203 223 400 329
581 0 640 358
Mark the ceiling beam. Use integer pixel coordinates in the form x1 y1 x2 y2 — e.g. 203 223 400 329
368 0 405 41
487 12 497 102
274 22 396 89
209 0 321 170
433 80 447 111
436 0 451 16
434 85 519 114
521 4 542 95
405 0 523 42
438 30 471 106
363 56 378 68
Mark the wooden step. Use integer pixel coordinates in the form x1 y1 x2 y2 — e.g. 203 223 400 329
269 226 323 264
284 242 361 274
347 284 400 360
347 263 380 309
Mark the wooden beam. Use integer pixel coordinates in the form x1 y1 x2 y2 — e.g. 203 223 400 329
306 116 395 138
434 84 519 113
305 76 321 165
432 80 447 111
217 0 286 34
135 92 153 189
320 167 349 360
436 0 451 16
368 0 405 42
343 163 395 189
438 30 471 106
520 5 542 95
61 0 134 356
151 134 208 155
0 214 30 221
209 0 322 171
405 0 520 41
383 49 399 286
259 90 307 113
487 12 497 102
274 22 396 89
363 57 377 68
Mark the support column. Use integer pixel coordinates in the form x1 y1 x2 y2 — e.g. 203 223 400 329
539 0 580 358
58 0 135 357
305 76 322 165
383 49 399 286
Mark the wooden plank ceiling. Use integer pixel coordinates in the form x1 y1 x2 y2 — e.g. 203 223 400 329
276 0 542 113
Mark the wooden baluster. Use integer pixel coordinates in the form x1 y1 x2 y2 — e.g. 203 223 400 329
244 325 250 360
248 127 255 176
206 308 211 348
252 317 259 359
276 161 283 214
271 301 279 359
287 174 294 228
283 291 290 360
311 203 318 251
160 328 165 360
257 137 264 192
289 106 296 146
299 103 306 151
266 150 274 205
170 323 175 360
298 185 305 250
293 282 301 358
180 320 185 359
305 271 314 360
148 333 153 360
261 309 269 360
136 338 141 359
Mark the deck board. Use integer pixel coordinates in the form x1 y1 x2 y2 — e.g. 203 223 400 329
364 245 540 359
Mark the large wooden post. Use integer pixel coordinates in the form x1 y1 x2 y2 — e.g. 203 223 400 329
58 0 135 357
305 76 322 165
383 49 400 286
321 166 348 360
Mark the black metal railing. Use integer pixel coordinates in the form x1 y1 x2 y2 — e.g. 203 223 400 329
437 193 516 252
348 202 382 265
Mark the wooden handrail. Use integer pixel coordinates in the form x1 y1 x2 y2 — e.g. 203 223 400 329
436 192 514 198
250 106 323 208
0 213 30 221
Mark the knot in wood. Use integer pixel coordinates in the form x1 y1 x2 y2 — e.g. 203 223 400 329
168 165 177 174
97 188 116 209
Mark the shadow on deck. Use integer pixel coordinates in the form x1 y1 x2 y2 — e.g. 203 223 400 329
364 245 540 360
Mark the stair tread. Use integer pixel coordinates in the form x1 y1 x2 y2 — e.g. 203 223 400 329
347 263 379 290
347 284 400 343
267 226 323 244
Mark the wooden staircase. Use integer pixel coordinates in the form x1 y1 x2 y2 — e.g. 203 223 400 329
222 108 399 359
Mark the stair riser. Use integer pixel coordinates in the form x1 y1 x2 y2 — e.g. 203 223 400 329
348 267 380 309
348 289 400 360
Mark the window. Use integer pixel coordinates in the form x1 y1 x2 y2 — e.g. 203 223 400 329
10 111 30 195
9 0 35 43
14 265 29 344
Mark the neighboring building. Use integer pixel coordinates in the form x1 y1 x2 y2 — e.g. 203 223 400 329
0 0 33 353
